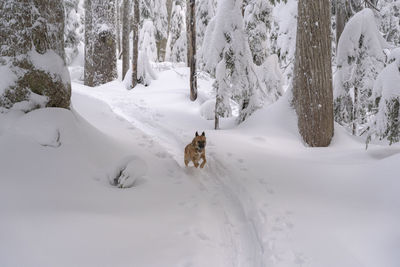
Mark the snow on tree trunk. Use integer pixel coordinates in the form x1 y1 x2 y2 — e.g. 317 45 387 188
333 8 388 135
132 0 139 88
0 0 71 111
292 0 334 147
122 0 130 80
189 0 197 101
91 0 117 86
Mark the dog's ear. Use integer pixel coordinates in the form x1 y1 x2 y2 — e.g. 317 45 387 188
201 132 205 136
195 131 199 137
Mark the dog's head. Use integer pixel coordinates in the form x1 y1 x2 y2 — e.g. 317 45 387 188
192 131 206 152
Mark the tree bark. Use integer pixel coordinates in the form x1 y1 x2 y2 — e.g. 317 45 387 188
84 0 94 86
116 0 121 55
131 0 139 88
293 0 334 147
122 0 130 80
189 0 197 101
186 0 191 68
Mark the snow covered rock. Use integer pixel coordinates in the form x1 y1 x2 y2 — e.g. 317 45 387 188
108 156 148 188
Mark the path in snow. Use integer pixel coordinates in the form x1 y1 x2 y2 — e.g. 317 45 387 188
71 71 271 267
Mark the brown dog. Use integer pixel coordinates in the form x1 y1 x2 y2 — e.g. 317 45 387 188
184 131 207 168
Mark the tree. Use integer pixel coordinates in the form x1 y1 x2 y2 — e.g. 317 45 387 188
367 50 400 145
84 0 118 86
335 0 363 48
140 0 168 61
165 0 187 63
196 0 216 53
292 0 334 147
64 0 84 65
189 0 197 101
0 0 71 110
132 0 140 88
204 0 261 129
334 9 387 135
122 0 131 80
244 0 273 65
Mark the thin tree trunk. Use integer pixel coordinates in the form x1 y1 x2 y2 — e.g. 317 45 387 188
84 0 94 87
336 0 346 47
122 0 130 80
131 0 139 88
189 0 197 101
293 0 334 147
186 0 191 67
116 0 121 55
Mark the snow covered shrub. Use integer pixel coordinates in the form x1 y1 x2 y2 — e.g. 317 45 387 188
200 99 217 120
367 49 400 145
165 0 187 63
123 51 157 88
255 54 284 103
334 8 388 135
139 19 158 62
244 0 273 65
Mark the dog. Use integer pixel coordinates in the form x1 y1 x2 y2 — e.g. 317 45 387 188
184 131 207 168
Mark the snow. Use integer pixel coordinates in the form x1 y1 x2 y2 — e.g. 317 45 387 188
0 64 17 95
28 49 71 87
1 60 400 267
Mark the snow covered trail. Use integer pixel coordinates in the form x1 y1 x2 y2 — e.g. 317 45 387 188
71 66 400 267
72 70 268 267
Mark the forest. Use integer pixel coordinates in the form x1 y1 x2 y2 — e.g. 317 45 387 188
0 0 399 266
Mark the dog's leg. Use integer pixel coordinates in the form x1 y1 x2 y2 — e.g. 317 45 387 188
184 159 189 167
193 160 199 168
200 154 207 168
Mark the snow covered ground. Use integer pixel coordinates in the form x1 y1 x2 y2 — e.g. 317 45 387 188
1 63 400 267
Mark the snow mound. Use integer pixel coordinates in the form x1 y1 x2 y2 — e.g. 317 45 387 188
200 99 216 120
108 156 148 188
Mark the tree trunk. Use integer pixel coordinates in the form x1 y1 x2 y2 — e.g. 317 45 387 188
186 0 191 67
0 0 71 109
336 0 346 47
116 0 121 55
122 0 130 80
293 0 334 147
189 0 197 101
84 0 94 86
131 0 139 88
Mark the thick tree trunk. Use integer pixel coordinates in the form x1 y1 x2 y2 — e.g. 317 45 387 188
131 0 139 88
293 0 334 147
189 0 197 101
0 0 71 109
121 0 130 80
